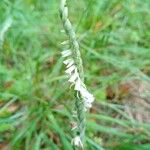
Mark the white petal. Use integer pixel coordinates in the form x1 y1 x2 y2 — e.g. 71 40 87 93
80 87 90 98
63 59 73 65
84 102 92 108
63 7 68 18
66 60 74 68
80 86 87 94
65 65 76 75
71 136 83 148
85 94 94 102
61 50 72 57
68 70 78 83
80 87 94 102
74 78 82 91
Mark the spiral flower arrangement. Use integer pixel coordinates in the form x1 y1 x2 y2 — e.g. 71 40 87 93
60 0 95 148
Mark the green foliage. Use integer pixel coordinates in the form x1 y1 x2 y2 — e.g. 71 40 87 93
0 0 150 150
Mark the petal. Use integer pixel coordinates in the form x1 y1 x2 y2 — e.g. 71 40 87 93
84 101 92 108
66 60 74 68
65 65 76 75
68 70 78 83
71 136 83 148
61 50 72 57
80 87 90 98
74 78 82 91
63 58 73 65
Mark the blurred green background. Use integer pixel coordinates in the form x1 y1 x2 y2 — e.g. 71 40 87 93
0 0 150 150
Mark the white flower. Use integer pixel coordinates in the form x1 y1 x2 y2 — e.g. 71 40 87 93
61 49 72 57
74 78 82 91
63 58 73 65
61 49 95 111
66 59 74 68
71 136 83 148
65 65 76 75
68 69 78 83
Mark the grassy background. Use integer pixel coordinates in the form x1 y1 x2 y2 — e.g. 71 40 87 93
0 0 150 150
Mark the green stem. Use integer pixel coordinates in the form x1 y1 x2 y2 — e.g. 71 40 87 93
60 0 86 147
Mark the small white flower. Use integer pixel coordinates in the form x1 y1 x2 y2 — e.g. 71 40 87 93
68 69 78 83
71 136 83 148
74 78 82 91
65 65 76 75
61 46 94 111
63 58 73 65
66 60 74 68
63 7 68 18
61 49 72 57
84 101 92 109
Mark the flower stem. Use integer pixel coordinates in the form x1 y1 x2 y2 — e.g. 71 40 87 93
60 0 86 148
